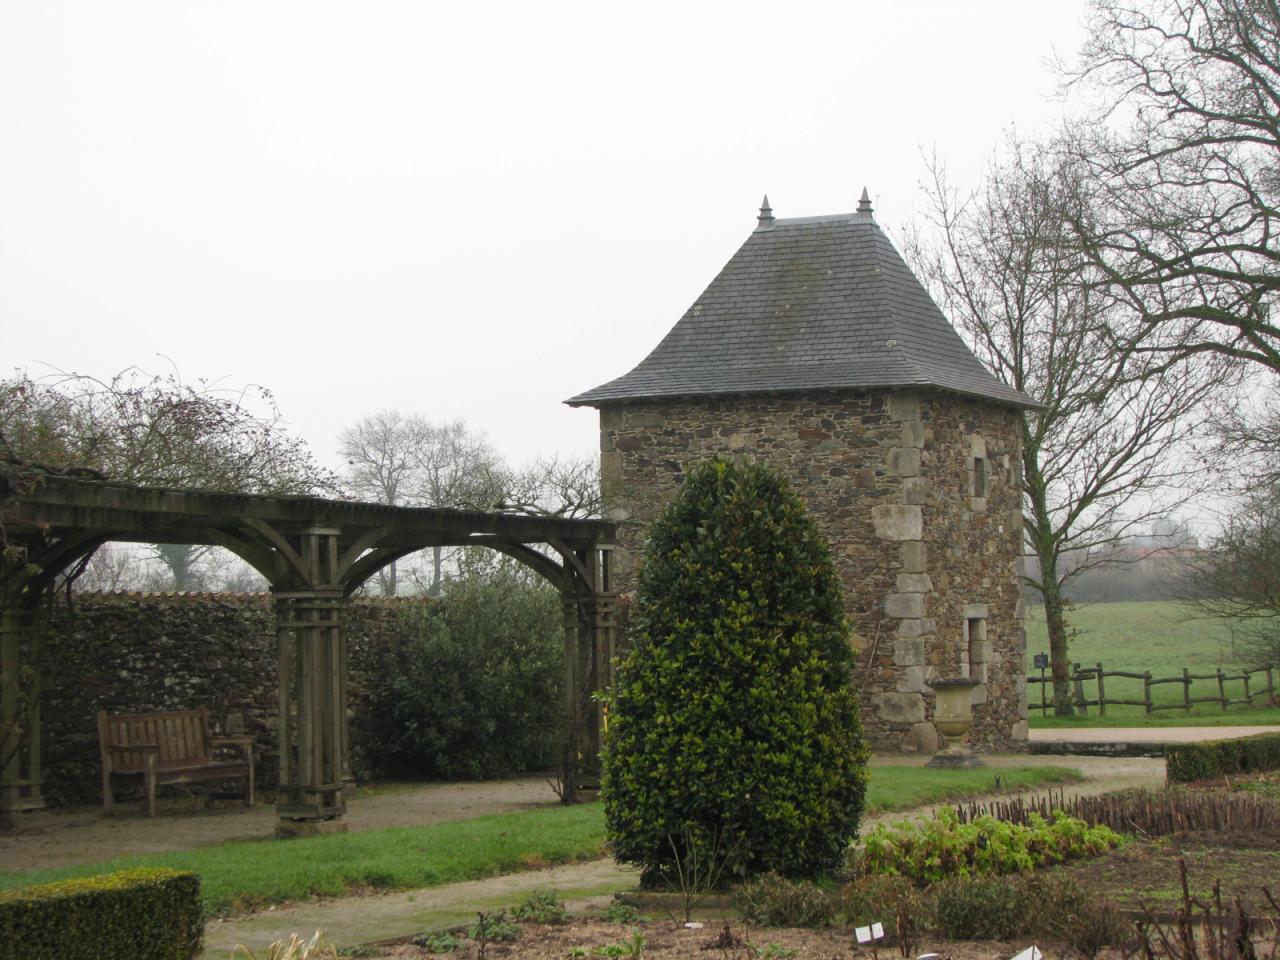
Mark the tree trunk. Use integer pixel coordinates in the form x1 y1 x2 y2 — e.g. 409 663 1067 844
1041 575 1074 716
429 546 443 597
379 560 397 597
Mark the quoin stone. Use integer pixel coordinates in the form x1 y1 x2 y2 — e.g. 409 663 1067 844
567 191 1037 752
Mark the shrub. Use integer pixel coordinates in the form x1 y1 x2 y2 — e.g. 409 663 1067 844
603 460 868 884
1026 875 1131 958
0 867 202 960
733 873 836 927
467 911 520 943
512 889 570 924
353 570 564 779
838 874 931 928
932 875 1033 940
410 931 461 954
1167 733 1280 783
854 808 1123 884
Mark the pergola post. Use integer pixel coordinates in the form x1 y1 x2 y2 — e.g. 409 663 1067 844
271 526 349 836
0 603 43 826
562 545 616 795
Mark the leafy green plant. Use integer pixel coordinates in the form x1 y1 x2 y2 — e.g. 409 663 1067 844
595 929 646 957
603 460 869 885
603 902 641 924
513 889 570 924
753 945 797 960
932 876 1033 940
410 930 461 954
732 873 835 928
854 808 1123 883
468 911 519 960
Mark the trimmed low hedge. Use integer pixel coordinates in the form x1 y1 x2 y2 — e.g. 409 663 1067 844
1166 732 1280 783
0 867 202 960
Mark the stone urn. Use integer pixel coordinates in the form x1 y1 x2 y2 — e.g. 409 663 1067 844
926 677 984 768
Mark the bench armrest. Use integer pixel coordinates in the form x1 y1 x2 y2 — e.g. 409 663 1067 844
210 736 255 745
104 743 159 753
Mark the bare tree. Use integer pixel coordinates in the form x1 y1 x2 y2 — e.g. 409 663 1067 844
1184 479 1280 669
338 412 508 595
1 368 341 594
1063 0 1280 376
499 455 602 519
910 137 1227 713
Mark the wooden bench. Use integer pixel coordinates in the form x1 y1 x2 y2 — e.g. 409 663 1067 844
97 707 254 816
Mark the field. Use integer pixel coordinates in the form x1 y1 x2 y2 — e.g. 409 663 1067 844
1025 600 1280 726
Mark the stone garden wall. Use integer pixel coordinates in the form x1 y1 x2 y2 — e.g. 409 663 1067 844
38 592 410 806
598 388 1027 753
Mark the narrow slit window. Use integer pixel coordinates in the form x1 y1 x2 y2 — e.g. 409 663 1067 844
973 457 987 498
965 617 987 682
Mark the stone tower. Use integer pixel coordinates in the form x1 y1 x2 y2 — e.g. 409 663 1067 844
566 193 1037 752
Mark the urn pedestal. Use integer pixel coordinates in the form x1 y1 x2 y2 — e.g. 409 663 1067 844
926 677 984 768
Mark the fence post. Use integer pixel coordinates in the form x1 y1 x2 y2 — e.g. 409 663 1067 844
1268 666 1276 703
1039 665 1047 714
1144 671 1153 714
1096 661 1106 717
1243 670 1251 704
1183 668 1192 713
1217 669 1228 711
1072 663 1088 717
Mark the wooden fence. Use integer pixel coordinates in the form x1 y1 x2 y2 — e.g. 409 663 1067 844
1027 660 1278 715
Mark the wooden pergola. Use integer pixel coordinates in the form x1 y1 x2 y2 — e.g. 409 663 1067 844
0 473 617 830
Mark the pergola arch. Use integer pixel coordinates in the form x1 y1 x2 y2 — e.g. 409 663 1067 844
1 473 616 830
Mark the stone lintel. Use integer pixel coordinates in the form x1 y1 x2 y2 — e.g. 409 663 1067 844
962 602 989 620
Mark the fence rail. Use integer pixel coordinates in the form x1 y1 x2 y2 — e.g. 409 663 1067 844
1027 660 1278 715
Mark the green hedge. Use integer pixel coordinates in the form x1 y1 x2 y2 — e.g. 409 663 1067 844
0 867 202 960
1166 732 1280 782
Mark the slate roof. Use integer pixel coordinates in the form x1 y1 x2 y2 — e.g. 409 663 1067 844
565 196 1036 409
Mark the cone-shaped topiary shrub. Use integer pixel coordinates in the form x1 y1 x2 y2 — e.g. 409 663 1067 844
603 459 868 886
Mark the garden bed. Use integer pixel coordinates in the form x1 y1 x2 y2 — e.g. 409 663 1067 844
367 919 1077 960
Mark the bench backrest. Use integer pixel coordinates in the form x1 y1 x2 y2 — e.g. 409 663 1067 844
98 707 212 772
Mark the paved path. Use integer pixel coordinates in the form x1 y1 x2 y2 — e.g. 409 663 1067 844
202 753 1166 957
1030 725 1280 743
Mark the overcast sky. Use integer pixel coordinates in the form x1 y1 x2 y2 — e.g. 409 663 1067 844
1 0 1090 478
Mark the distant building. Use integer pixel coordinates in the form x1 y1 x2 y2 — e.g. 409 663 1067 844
567 193 1038 752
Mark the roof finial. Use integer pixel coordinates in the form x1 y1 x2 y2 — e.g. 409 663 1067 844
856 187 874 218
757 194 774 226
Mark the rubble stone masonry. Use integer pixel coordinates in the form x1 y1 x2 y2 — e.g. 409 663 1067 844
599 388 1027 752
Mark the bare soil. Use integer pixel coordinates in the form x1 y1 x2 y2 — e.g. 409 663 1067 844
370 920 1077 960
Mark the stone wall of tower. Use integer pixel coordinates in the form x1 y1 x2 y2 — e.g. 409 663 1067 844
598 388 1027 752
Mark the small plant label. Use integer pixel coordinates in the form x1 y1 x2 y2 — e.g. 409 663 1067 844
855 923 885 944
1010 947 1042 960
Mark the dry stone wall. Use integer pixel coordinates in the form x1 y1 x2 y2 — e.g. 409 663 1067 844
598 388 1027 752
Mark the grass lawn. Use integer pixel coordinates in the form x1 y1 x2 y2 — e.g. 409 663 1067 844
0 766 1079 915
1025 600 1280 727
